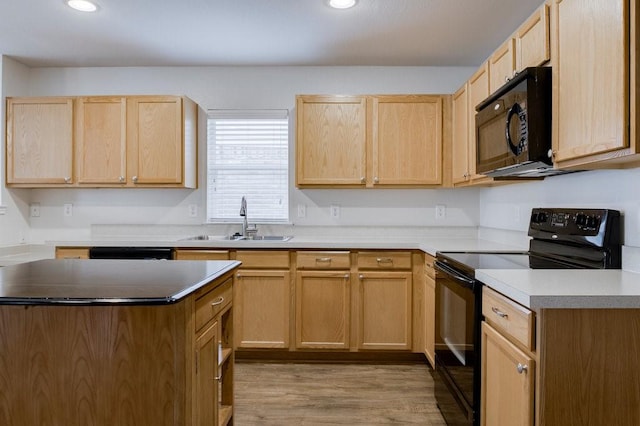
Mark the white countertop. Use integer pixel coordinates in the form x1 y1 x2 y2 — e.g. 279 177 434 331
476 269 640 310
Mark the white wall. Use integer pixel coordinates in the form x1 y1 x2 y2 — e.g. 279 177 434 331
479 168 640 247
2 64 480 244
1 57 32 246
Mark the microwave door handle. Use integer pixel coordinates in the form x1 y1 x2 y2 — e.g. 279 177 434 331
505 103 523 156
434 260 476 289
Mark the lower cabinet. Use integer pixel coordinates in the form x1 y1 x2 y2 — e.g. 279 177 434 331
481 322 535 426
357 271 412 350
295 270 351 349
55 247 90 259
481 286 535 426
424 255 436 366
193 277 234 426
234 251 291 349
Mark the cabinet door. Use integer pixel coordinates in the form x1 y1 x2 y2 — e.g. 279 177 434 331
295 271 350 349
234 270 290 349
6 97 73 185
516 3 550 70
552 0 628 164
371 96 442 186
452 84 470 184
127 96 184 185
467 63 491 181
424 268 436 366
195 321 219 426
357 271 412 350
75 97 127 185
295 95 367 186
489 39 516 94
481 322 534 426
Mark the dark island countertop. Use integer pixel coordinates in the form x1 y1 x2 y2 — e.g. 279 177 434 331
0 259 241 305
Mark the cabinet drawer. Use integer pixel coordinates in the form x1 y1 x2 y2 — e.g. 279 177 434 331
174 250 229 260
236 250 290 268
195 278 232 331
55 247 90 259
482 287 535 351
357 251 412 270
296 251 351 269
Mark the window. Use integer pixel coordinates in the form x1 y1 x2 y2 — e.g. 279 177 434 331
207 110 289 223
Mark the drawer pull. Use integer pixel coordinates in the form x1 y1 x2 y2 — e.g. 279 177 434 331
376 257 393 264
211 297 225 307
316 257 332 262
517 363 528 374
491 307 508 318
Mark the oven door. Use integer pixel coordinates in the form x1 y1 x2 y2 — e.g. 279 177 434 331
433 260 482 426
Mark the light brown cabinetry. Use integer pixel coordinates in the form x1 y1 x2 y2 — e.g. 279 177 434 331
296 95 367 186
551 0 640 168
295 251 351 349
423 255 436 366
296 95 444 188
481 287 535 426
55 247 90 259
356 251 412 350
75 97 127 185
370 96 443 186
174 250 230 260
516 3 550 70
5 95 197 188
489 39 516 94
451 84 470 185
194 277 234 426
234 251 291 349
6 97 74 185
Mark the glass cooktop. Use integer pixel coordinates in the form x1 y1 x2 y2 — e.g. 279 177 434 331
436 251 585 275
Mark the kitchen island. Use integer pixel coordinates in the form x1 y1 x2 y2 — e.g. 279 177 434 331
0 258 240 426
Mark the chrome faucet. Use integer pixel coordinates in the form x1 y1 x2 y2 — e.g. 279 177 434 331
239 196 248 236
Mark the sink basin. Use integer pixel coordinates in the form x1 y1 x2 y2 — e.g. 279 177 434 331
181 235 293 242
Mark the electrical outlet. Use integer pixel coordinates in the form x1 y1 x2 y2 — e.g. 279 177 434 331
30 202 40 217
63 203 73 217
188 204 198 217
435 204 446 220
297 204 306 218
330 205 340 219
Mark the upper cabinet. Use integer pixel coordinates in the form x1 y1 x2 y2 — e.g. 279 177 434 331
6 97 74 185
6 95 197 188
296 94 444 188
552 0 640 168
296 95 367 186
489 39 516 94
516 3 551 70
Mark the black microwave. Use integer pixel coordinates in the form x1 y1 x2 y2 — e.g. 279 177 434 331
475 67 561 178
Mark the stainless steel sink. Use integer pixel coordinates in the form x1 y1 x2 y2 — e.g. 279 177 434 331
181 235 292 242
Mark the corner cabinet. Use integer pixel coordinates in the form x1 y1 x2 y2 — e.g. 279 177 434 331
5 95 197 188
6 97 74 185
296 94 444 188
551 0 640 168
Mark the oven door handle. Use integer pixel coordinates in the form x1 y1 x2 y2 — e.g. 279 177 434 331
434 260 477 289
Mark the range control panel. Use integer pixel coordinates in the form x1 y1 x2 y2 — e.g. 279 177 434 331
528 208 621 247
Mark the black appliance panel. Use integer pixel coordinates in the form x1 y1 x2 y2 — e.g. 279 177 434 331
88 247 174 260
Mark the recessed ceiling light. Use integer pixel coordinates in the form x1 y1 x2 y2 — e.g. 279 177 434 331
67 0 98 12
328 0 358 9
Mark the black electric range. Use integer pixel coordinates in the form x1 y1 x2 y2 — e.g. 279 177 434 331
432 208 622 426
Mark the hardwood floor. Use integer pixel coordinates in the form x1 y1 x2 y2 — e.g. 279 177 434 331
234 362 446 425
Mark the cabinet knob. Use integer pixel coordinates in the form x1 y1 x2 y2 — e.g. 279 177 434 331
119 176 125 183
132 175 138 183
376 257 393 264
211 296 225 307
360 177 366 184
517 363 528 374
64 177 71 184
316 257 332 263
374 176 379 184
344 274 350 279
359 274 364 279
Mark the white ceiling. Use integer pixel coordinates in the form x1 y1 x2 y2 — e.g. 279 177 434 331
1 0 545 68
